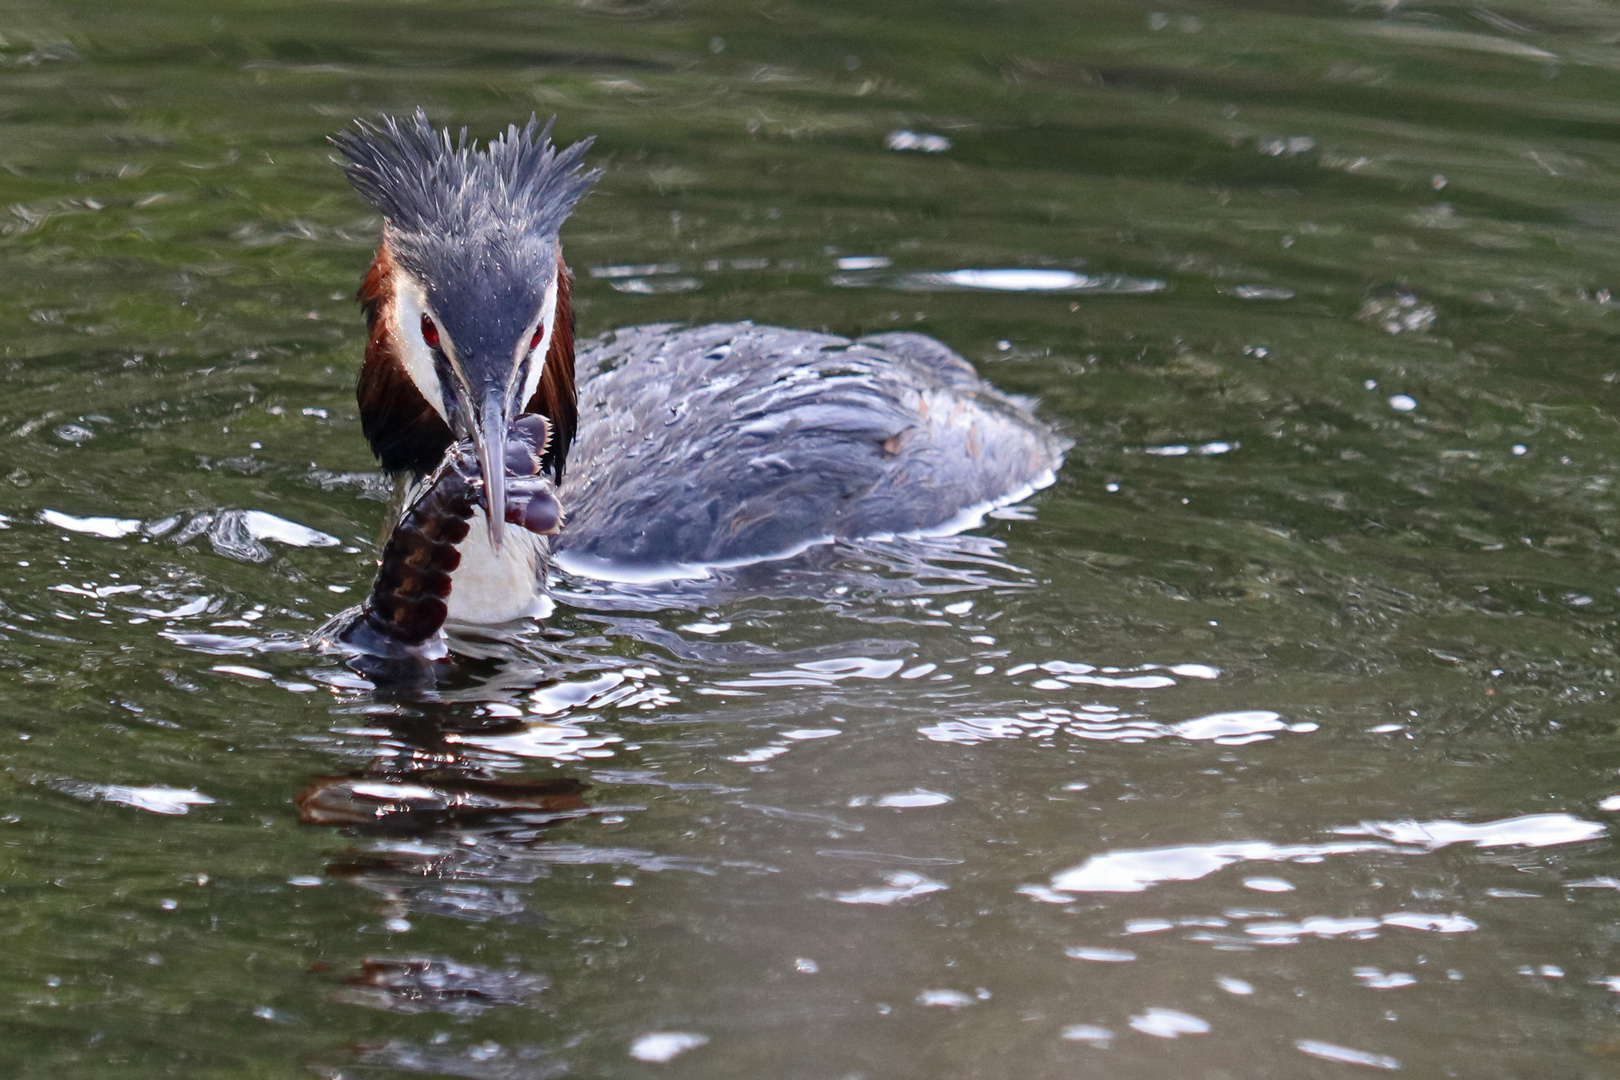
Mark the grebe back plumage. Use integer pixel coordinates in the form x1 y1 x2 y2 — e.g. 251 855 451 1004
557 321 1064 579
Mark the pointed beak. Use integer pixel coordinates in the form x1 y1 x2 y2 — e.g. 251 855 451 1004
473 392 507 552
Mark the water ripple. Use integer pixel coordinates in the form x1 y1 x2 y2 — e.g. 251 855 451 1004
1033 813 1604 896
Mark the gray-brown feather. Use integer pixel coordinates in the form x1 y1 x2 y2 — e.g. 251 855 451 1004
554 324 1068 570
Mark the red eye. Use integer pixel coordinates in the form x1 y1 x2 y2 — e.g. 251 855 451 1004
420 314 439 348
529 324 544 352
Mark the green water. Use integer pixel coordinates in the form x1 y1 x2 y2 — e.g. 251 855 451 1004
6 0 1620 1075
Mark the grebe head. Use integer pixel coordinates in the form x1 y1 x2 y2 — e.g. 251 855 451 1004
333 110 598 550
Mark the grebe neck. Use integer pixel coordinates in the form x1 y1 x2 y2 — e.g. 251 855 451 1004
444 506 552 625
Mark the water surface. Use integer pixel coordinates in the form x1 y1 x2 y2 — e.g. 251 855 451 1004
6 0 1620 1076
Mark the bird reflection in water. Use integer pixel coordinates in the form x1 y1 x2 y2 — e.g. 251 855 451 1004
335 955 550 1017
295 694 624 1078
294 691 619 907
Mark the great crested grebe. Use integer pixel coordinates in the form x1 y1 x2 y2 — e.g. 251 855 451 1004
325 112 1066 661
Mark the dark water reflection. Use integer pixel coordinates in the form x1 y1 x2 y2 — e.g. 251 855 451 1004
8 0 1620 1076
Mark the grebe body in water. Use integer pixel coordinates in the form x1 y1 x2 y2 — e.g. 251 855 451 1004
327 113 1066 659
556 321 1064 580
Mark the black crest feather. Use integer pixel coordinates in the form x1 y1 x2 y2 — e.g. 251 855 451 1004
332 109 599 239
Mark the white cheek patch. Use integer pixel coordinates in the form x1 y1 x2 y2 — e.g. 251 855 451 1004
519 277 560 409
390 277 449 424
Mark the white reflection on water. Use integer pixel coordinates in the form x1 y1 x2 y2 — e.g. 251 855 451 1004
1128 1007 1209 1038
826 265 1166 294
725 745 790 764
50 779 215 815
848 789 951 809
1060 1024 1114 1047
588 262 681 279
884 129 951 152
1041 672 1176 689
896 269 1165 294
831 871 947 906
920 657 1320 746
610 277 702 295
916 988 976 1008
445 722 623 763
527 669 675 716
923 707 1308 747
1569 876 1620 890
164 508 340 562
1353 21 1555 59
628 1032 708 1063
233 510 340 548
1334 813 1604 848
1296 1039 1400 1070
1245 914 1478 941
1034 813 1604 896
39 509 142 537
47 581 141 600
1353 967 1417 989
727 722 843 765
1380 913 1479 933
1065 946 1137 963
1139 442 1236 457
721 656 905 689
211 663 272 680
347 781 442 801
1229 284 1296 300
